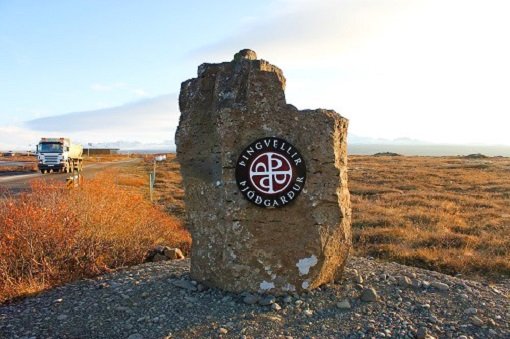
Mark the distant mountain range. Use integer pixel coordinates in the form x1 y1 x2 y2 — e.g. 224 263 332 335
348 135 430 145
90 140 174 151
1 93 503 153
88 135 432 153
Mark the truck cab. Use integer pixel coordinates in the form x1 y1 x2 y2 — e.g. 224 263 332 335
36 137 83 174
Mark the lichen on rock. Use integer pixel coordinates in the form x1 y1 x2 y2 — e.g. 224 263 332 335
175 49 351 294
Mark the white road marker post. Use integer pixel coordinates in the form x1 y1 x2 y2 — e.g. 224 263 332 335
149 172 153 201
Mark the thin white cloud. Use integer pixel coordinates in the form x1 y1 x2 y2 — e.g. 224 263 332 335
0 125 41 150
90 82 149 98
90 82 127 92
131 89 149 97
13 94 180 148
1 94 178 150
190 0 415 66
3 0 509 149
189 0 510 145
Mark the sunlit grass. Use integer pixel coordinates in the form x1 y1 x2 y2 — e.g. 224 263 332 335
154 154 510 281
0 169 191 303
349 155 510 280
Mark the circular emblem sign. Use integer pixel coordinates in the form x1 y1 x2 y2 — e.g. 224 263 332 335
235 137 306 208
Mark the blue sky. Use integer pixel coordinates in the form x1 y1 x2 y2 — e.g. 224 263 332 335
1 0 510 149
0 0 271 122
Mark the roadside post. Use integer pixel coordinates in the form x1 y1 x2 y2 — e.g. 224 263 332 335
149 172 155 201
149 154 166 201
66 169 82 189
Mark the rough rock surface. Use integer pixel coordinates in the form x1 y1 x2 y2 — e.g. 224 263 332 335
175 49 351 294
145 246 185 262
1 258 508 338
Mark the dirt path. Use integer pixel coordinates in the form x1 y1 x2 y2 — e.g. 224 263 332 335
0 161 30 167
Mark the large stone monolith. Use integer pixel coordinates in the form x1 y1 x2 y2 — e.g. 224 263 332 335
175 49 351 294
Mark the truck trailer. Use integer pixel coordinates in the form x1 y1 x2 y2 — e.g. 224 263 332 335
36 137 83 174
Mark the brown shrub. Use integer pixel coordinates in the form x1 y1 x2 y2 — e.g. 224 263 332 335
0 170 191 303
115 175 147 187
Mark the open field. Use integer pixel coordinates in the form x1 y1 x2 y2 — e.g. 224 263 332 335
150 154 510 282
144 155 185 218
0 155 36 162
0 155 37 175
83 153 138 163
2 153 508 302
349 155 510 280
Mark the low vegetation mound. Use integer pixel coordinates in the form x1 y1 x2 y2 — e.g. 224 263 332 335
463 153 488 159
0 170 191 303
373 152 401 157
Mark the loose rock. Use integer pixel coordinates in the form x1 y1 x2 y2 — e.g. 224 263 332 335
354 274 364 284
471 316 484 326
398 276 412 287
171 279 197 291
361 288 379 302
283 295 292 303
430 281 449 291
416 326 428 339
243 294 259 305
412 279 422 289
336 299 351 309
464 307 477 315
271 303 282 311
163 247 185 260
1 257 509 338
259 295 276 306
304 309 314 317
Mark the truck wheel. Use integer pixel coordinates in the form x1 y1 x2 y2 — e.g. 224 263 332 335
41 169 46 174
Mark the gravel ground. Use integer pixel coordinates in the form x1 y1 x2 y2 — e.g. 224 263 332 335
1 257 508 339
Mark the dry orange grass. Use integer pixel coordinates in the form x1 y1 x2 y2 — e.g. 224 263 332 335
143 154 185 218
115 175 147 188
349 155 510 280
84 154 134 162
0 169 191 303
150 154 509 281
0 164 37 174
0 155 36 162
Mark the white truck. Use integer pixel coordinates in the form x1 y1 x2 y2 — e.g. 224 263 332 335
36 137 83 174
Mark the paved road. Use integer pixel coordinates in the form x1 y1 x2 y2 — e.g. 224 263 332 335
0 159 140 194
0 160 31 167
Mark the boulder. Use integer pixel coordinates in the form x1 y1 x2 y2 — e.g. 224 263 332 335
175 49 351 294
163 247 185 260
145 246 185 262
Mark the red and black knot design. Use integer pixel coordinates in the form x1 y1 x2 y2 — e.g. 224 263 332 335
235 137 306 208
